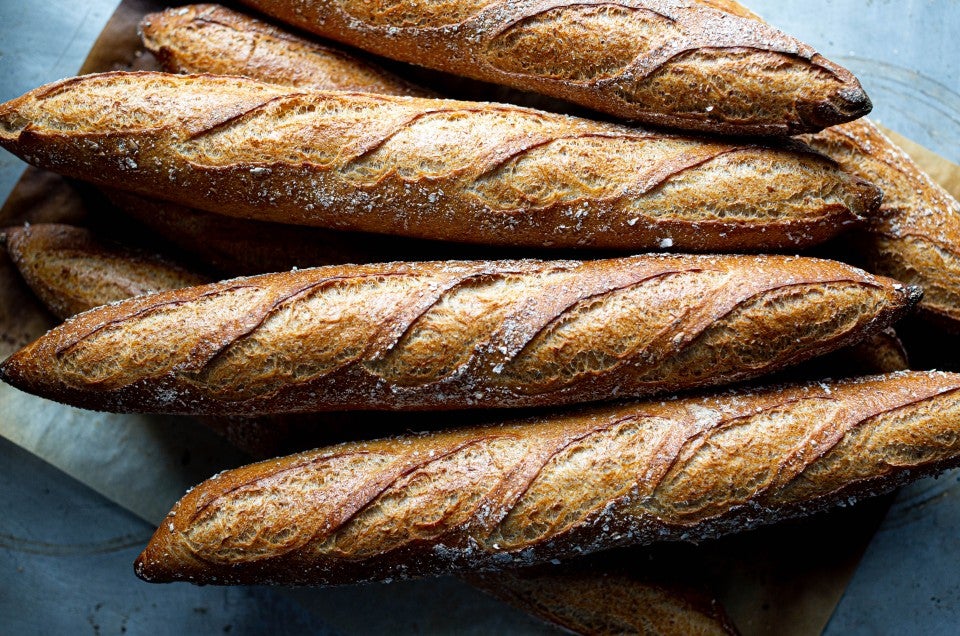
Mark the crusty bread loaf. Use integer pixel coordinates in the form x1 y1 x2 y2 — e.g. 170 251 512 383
135 371 960 585
3 222 909 456
802 119 960 330
140 4 432 98
467 568 739 635
0 254 919 415
779 328 909 384
237 0 870 135
0 72 881 252
1 222 346 457
3 223 206 320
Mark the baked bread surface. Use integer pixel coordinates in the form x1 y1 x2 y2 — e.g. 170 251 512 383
134 371 960 585
467 568 740 635
140 4 432 97
0 72 881 251
803 119 960 329
238 0 870 134
3 223 206 320
0 255 919 414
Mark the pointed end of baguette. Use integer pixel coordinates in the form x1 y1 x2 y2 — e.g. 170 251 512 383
0 95 30 144
136 501 227 585
0 345 37 396
823 84 872 125
136 509 189 584
797 63 873 132
134 545 170 583
886 283 925 324
140 4 201 49
0 349 26 393
847 174 884 220
0 335 77 409
904 283 926 309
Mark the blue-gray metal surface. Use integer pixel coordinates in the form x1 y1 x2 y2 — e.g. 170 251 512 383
1 1 959 634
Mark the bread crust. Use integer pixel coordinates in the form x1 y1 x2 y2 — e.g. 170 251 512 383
0 72 880 252
0 254 920 415
3 223 206 320
140 4 432 97
237 0 870 135
134 371 960 585
802 119 960 330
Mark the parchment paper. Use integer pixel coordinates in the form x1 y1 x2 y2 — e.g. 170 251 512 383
2 1 960 633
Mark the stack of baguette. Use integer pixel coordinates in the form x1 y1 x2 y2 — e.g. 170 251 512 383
2 1 960 633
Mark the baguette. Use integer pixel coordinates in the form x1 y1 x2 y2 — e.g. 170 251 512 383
802 119 960 330
2 222 347 457
0 72 881 252
0 254 918 415
140 4 432 98
4 222 910 447
3 223 206 320
237 0 870 135
140 3 580 116
135 371 960 585
5 223 910 431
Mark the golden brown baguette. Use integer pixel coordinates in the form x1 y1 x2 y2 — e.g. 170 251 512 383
2 222 365 457
237 0 870 135
135 371 960 585
802 119 960 330
0 72 881 252
2 223 908 455
0 254 919 415
4 223 909 441
2 223 206 320
140 4 431 98
468 568 739 635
